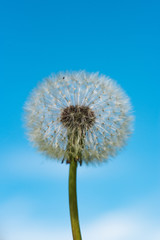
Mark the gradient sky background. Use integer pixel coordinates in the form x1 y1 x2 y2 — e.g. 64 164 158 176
0 0 160 239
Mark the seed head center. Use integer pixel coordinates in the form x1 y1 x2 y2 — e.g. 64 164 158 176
60 105 96 130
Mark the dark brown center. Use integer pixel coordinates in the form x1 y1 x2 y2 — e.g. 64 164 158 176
60 105 96 130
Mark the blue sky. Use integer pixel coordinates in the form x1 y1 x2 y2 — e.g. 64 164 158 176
0 0 159 239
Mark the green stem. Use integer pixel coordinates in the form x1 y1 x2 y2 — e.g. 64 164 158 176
69 159 82 240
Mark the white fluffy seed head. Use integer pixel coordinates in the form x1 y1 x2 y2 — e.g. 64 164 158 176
24 71 134 164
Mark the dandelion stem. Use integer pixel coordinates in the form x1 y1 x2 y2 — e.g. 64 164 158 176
69 159 82 240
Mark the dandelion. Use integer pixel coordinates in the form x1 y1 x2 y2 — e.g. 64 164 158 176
24 71 133 240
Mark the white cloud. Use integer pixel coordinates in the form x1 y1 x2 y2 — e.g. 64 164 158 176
1 222 71 240
0 197 71 240
83 210 159 240
1 147 129 181
0 197 160 240
1 148 68 179
1 147 159 240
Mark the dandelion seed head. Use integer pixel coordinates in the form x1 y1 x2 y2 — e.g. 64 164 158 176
24 71 134 164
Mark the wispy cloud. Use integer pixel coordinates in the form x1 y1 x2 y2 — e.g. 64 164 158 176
83 209 160 240
1 147 159 240
1 196 160 240
1 146 130 181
